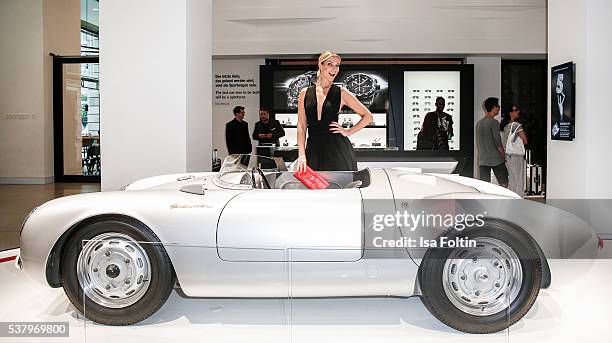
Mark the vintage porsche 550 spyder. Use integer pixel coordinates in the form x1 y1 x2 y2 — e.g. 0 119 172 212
19 155 598 333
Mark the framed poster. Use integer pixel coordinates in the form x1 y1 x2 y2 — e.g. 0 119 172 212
551 62 575 140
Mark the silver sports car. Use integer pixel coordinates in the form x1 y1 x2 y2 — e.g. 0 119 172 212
18 154 599 333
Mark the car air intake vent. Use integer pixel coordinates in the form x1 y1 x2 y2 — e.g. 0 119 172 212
180 184 205 195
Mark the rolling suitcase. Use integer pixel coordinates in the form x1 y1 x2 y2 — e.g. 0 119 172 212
525 163 542 195
524 150 542 195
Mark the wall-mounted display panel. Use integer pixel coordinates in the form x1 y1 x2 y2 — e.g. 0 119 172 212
272 69 389 113
551 62 575 141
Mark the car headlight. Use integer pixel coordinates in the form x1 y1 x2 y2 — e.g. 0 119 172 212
20 206 38 236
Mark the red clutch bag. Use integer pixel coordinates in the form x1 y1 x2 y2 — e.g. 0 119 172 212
294 165 329 189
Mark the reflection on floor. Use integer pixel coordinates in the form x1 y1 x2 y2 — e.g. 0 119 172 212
1 256 611 343
0 183 100 251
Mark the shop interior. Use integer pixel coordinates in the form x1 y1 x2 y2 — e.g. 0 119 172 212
1 0 612 342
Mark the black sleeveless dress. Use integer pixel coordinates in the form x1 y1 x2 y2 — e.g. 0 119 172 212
304 85 358 171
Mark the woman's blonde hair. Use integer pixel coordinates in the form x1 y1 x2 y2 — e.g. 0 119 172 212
316 51 341 84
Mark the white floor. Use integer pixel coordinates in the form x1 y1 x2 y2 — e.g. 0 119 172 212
1 249 612 343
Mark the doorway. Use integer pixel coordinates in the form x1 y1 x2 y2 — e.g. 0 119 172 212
52 55 100 182
501 60 547 194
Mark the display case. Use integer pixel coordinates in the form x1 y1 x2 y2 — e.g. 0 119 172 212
403 71 461 150
275 112 388 149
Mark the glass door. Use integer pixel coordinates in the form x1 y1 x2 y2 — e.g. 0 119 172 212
53 55 100 182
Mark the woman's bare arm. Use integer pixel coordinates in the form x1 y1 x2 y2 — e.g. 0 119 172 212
297 89 307 155
518 130 528 145
295 89 308 173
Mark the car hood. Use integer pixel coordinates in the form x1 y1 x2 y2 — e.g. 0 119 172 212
124 172 219 191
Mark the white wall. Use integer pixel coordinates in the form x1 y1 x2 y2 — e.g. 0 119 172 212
466 57 502 178
0 0 44 182
547 0 612 199
213 0 546 56
100 0 212 191
547 0 612 234
583 0 612 199
187 0 213 172
0 0 79 184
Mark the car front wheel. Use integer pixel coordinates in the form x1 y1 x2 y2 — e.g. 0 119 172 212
60 217 175 325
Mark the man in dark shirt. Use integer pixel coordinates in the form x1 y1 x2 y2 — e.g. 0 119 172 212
225 106 252 155
417 97 454 150
252 107 285 146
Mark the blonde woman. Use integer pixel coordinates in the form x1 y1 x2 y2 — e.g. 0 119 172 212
295 51 374 172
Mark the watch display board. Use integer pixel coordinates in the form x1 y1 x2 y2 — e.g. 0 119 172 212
272 69 389 113
338 70 388 113
403 71 461 151
273 69 317 111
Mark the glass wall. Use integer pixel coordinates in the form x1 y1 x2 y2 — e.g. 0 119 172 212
81 29 99 56
80 0 99 56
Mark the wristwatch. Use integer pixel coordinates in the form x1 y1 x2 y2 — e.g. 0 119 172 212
343 73 380 107
286 71 317 109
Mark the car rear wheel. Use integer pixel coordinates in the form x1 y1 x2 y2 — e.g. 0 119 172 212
418 222 542 334
60 217 175 325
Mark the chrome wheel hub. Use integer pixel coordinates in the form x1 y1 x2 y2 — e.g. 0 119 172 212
77 232 151 308
442 237 523 316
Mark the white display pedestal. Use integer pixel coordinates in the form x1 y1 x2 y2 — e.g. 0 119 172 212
1 248 612 342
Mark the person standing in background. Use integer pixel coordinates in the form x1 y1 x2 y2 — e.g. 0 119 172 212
252 107 285 146
418 97 454 150
476 97 509 187
225 106 252 155
501 104 528 196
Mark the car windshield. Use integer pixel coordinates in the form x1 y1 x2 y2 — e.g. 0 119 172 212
213 154 281 189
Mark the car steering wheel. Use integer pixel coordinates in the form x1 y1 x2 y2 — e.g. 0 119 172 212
251 167 271 189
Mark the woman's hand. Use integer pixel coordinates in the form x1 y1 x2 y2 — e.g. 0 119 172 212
295 154 307 174
329 122 350 136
